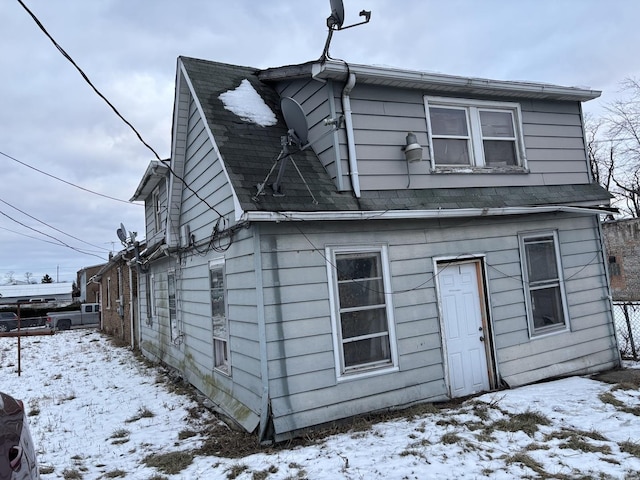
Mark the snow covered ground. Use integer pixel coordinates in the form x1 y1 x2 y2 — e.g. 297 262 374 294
2 329 639 479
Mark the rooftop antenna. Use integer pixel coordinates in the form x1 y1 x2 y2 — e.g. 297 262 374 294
321 0 371 60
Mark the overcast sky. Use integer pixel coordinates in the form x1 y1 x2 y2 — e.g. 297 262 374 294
2 0 639 284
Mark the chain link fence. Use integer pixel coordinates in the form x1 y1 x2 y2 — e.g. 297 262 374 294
613 302 640 360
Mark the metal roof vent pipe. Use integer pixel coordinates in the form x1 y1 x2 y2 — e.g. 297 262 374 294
403 132 424 163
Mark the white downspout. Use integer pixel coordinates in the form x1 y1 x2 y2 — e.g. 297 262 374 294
342 73 360 198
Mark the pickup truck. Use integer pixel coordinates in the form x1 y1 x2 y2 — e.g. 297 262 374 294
46 303 101 330
0 312 19 332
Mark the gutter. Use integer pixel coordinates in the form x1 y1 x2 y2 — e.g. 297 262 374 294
242 205 615 222
300 61 602 102
341 73 360 198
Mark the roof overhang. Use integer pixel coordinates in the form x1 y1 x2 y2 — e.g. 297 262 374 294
130 160 170 202
242 205 616 222
259 61 601 102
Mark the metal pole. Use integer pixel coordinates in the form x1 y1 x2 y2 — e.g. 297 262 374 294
17 303 21 376
623 303 638 360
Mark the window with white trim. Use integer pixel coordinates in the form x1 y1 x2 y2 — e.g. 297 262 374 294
145 273 153 325
106 277 111 309
425 97 525 169
519 231 569 336
327 246 397 377
210 259 229 374
152 187 162 234
149 273 156 318
168 271 178 341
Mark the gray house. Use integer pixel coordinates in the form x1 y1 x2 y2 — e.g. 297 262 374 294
131 56 620 442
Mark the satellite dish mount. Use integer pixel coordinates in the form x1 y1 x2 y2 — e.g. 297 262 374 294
321 0 371 60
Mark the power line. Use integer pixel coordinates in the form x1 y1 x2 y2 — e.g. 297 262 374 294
0 208 106 260
0 196 110 252
14 1 225 219
0 150 140 205
16 0 162 161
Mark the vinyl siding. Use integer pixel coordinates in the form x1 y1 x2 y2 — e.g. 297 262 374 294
312 82 591 192
274 79 342 187
258 213 617 439
138 93 263 432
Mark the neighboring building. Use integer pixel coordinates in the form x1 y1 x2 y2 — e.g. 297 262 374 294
131 56 620 442
602 217 640 301
0 283 73 307
95 246 144 348
77 263 105 304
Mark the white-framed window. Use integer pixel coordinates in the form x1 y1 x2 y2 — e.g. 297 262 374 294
210 258 230 375
149 273 156 318
145 273 152 324
326 245 398 379
519 231 569 337
168 270 178 341
106 277 111 309
152 187 162 234
425 96 525 169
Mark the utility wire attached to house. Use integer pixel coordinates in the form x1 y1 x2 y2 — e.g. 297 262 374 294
16 0 162 162
0 150 138 206
16 0 227 221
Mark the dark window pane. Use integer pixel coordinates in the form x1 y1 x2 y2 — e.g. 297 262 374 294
340 307 387 339
483 140 517 166
343 336 391 367
531 286 565 329
430 107 468 136
338 278 384 308
480 110 514 137
433 138 470 165
337 254 380 281
525 239 558 283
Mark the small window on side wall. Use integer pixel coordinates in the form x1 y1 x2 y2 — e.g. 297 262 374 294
210 258 230 375
519 231 569 336
425 96 525 170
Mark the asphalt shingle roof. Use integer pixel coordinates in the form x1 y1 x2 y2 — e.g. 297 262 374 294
179 57 612 214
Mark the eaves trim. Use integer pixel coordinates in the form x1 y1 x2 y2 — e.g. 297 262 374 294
178 59 244 222
242 205 615 222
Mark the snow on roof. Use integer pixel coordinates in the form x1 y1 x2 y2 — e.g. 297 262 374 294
218 79 277 127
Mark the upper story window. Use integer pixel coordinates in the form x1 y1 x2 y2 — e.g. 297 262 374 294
152 187 162 234
425 97 526 171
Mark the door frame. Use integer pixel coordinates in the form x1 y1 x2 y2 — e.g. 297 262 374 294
434 255 498 396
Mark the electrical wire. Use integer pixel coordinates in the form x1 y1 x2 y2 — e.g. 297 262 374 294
16 0 161 162
0 150 139 205
0 208 106 260
0 196 110 252
15 2 225 220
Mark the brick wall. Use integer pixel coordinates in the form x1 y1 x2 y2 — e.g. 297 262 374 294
603 218 640 301
99 255 138 346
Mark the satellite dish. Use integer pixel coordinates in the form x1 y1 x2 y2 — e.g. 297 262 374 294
116 223 128 243
281 97 309 145
328 0 345 29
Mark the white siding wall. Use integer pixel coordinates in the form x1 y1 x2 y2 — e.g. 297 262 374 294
139 93 263 432
260 213 617 439
307 82 592 192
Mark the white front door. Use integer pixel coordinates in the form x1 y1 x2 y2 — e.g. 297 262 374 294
439 261 490 397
